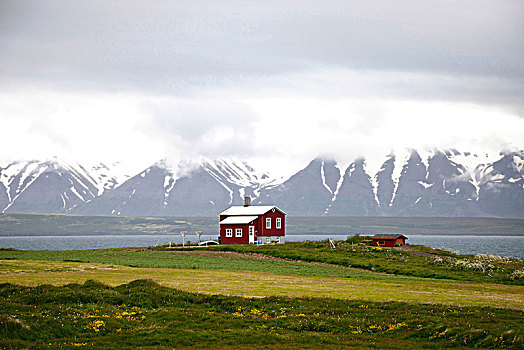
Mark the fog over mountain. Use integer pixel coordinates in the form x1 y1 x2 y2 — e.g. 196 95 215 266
1 149 522 219
1 1 523 180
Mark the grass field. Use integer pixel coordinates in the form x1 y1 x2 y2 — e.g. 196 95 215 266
1 279 523 349
1 258 522 310
0 240 523 349
3 236 521 284
212 240 524 285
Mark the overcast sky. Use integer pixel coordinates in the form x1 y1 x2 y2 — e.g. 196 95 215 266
1 0 523 177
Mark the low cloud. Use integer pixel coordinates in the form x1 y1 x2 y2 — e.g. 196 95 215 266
1 1 522 110
0 89 522 179
0 1 522 178
140 98 261 160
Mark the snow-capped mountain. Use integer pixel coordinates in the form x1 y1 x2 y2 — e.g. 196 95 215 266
254 149 524 218
70 158 282 217
1 150 523 218
0 159 131 214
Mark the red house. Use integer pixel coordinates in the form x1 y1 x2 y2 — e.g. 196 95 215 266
219 197 286 245
372 234 407 247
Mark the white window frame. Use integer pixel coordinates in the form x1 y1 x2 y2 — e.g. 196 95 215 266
276 217 281 229
235 228 242 237
266 218 271 229
225 228 232 237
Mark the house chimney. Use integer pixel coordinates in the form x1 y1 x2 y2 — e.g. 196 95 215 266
244 196 251 207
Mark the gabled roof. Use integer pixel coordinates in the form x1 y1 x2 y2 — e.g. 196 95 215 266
219 205 286 216
373 234 407 239
220 216 258 225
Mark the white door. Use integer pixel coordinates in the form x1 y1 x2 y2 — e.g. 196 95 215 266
249 226 255 243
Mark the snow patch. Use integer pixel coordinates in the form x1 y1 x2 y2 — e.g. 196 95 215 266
0 162 29 201
488 174 505 182
60 193 66 208
176 157 280 203
418 181 433 188
16 162 40 194
390 151 411 205
205 168 234 204
3 162 47 211
70 186 85 201
331 162 354 204
363 155 385 206
163 173 177 208
416 149 433 179
320 161 333 195
513 155 524 173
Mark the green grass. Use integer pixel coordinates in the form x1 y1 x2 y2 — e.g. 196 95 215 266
209 241 524 285
0 280 522 349
1 259 522 310
1 240 523 348
2 240 523 285
0 248 386 279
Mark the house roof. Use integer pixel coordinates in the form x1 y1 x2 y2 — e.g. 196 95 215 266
219 205 286 216
373 234 407 240
219 216 259 225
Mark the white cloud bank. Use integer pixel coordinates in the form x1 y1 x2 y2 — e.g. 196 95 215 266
1 85 522 178
0 1 522 177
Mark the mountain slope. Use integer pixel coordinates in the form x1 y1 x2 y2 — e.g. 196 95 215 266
254 159 337 216
72 159 281 217
328 159 379 216
0 159 131 214
477 151 524 218
1 150 523 218
0 160 97 213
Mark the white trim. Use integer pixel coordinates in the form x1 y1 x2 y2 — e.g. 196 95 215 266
276 217 281 229
266 217 271 229
235 228 242 237
225 228 233 237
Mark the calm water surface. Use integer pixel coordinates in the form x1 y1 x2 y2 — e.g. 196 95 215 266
0 234 522 259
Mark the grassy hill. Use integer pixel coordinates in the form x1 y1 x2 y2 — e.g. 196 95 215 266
0 240 523 349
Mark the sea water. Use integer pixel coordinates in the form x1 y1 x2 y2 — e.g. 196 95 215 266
0 234 522 259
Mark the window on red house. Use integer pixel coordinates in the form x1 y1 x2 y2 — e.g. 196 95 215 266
225 229 232 237
235 228 242 237
266 218 271 229
276 218 281 229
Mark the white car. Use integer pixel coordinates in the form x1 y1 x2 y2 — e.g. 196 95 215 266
198 240 219 246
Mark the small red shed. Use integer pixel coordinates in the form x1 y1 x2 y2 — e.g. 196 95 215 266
372 234 407 247
219 197 286 245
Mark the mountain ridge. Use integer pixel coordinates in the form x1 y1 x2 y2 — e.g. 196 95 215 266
1 149 523 218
